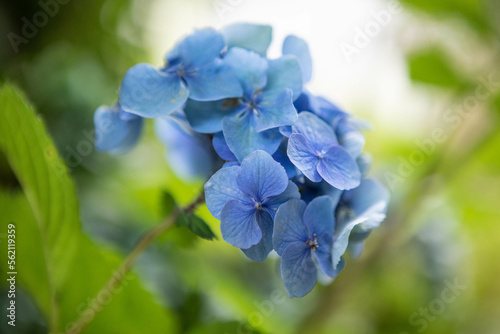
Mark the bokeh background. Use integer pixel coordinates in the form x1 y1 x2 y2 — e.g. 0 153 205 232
0 0 499 333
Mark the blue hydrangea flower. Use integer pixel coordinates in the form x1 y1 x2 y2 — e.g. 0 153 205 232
332 178 390 268
184 47 302 162
205 150 300 261
286 112 361 190
222 23 272 56
94 24 390 298
291 92 366 159
94 104 143 154
119 28 243 118
155 112 216 181
273 196 344 298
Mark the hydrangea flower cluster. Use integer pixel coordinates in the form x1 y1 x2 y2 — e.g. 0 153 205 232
94 23 389 298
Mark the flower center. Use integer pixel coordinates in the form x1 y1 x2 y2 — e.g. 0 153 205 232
306 233 319 251
176 65 185 77
247 100 256 109
255 202 262 210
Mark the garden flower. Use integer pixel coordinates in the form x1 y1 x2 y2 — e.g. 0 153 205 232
205 150 299 261
94 23 389 298
184 47 302 161
94 104 143 154
119 28 243 118
287 112 361 190
273 196 344 298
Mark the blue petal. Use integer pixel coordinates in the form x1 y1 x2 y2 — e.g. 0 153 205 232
118 109 139 121
303 196 336 277
320 182 343 206
273 199 308 255
356 153 372 177
282 35 313 83
303 196 334 238
220 200 260 249
119 63 188 118
262 181 300 219
340 178 389 230
154 116 214 181
242 211 274 261
348 229 371 259
222 113 282 162
237 150 289 200
292 112 337 152
314 232 335 277
184 98 239 134
204 166 245 219
94 105 143 154
222 23 272 56
212 132 237 162
279 125 292 137
264 56 303 101
183 58 243 101
223 161 239 168
293 90 320 113
332 179 389 267
273 149 298 179
335 118 365 158
255 89 298 132
332 220 357 270
317 146 361 190
224 47 268 97
281 242 317 298
166 28 224 68
287 134 321 182
315 97 347 125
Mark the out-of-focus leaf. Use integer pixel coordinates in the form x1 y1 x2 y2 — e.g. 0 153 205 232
0 84 80 288
161 190 217 241
176 212 217 241
0 191 52 323
400 0 492 36
178 292 203 332
0 84 178 333
407 48 466 88
161 190 177 217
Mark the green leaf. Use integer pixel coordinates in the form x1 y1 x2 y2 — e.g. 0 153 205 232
0 84 178 333
176 213 217 241
0 84 80 288
407 48 466 88
161 190 217 241
399 0 492 36
160 190 177 217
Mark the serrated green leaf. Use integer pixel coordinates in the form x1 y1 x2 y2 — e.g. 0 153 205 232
0 84 80 288
0 84 178 333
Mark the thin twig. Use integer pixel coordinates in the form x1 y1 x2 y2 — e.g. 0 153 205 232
65 191 205 334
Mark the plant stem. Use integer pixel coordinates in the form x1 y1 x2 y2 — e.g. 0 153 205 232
65 191 205 334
